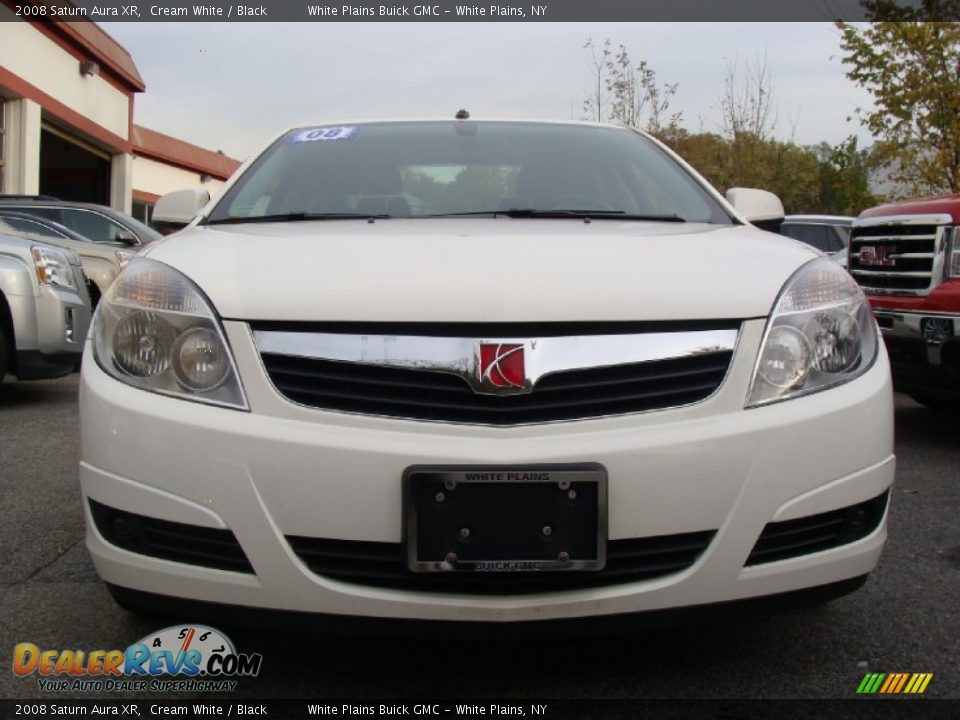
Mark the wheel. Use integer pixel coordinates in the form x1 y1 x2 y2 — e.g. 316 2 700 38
87 280 101 310
543 195 615 212
908 393 959 411
0 323 7 384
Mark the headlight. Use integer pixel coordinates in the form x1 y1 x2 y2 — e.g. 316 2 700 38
93 258 247 409
950 227 960 278
747 258 878 407
32 246 77 290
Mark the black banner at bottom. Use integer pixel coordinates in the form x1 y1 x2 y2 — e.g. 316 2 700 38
2 699 958 720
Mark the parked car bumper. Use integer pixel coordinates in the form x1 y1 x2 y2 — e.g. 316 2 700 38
9 282 90 379
872 307 960 399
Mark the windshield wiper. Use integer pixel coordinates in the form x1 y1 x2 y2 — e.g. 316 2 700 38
207 212 390 225
422 209 686 222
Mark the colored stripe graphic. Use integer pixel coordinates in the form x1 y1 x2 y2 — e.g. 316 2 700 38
893 673 909 694
857 672 933 695
879 674 896 693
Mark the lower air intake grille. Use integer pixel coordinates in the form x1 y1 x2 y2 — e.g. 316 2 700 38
287 531 715 594
260 351 733 425
746 492 889 566
89 500 253 574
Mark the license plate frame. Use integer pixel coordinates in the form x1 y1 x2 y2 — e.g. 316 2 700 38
403 464 607 573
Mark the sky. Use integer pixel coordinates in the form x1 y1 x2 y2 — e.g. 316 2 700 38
101 22 876 162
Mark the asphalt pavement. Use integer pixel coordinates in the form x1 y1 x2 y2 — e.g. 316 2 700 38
0 375 957 701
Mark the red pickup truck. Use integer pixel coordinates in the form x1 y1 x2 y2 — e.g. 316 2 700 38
849 195 960 408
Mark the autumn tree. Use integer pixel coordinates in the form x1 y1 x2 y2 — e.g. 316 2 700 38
837 14 960 195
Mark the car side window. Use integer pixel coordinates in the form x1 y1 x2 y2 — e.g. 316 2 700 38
19 207 63 225
781 223 831 252
830 226 850 251
0 216 65 238
58 209 131 243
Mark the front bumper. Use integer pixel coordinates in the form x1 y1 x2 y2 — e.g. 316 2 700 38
9 282 90 379
79 320 895 623
872 308 960 398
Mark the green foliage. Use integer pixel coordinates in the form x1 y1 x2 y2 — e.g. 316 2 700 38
814 137 879 216
660 131 877 215
837 16 960 195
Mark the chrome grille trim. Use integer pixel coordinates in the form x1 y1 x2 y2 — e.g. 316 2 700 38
252 327 740 424
849 213 952 296
252 329 739 396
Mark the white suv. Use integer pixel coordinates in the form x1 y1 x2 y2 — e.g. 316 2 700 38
79 119 893 627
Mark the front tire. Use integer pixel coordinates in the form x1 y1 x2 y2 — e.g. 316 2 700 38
0 323 7 384
908 392 958 411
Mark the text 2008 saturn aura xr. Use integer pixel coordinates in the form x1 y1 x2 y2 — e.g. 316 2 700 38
79 119 893 628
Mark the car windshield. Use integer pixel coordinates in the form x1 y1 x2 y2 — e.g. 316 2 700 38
207 121 732 225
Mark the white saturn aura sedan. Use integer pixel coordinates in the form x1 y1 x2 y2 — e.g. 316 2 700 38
80 119 894 630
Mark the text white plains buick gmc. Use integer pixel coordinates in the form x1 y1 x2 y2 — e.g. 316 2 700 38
79 120 893 628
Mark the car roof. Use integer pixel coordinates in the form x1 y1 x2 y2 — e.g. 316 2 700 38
0 197 125 214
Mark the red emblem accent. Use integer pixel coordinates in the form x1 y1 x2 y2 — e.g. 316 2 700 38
479 343 525 389
859 245 896 267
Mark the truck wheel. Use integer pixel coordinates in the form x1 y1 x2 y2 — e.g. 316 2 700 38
908 393 957 411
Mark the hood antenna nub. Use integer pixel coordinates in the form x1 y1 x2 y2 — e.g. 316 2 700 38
455 109 470 120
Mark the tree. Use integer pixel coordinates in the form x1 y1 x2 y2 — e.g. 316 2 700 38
581 39 682 134
718 55 777 141
814 137 879 215
837 16 960 196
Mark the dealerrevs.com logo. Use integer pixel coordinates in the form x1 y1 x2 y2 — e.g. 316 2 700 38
13 625 262 693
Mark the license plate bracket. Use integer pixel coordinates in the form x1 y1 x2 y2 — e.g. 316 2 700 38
404 464 607 573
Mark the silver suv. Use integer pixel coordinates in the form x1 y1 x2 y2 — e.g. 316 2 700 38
0 229 91 382
0 215 133 308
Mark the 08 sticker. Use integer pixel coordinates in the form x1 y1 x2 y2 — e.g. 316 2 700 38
289 125 360 143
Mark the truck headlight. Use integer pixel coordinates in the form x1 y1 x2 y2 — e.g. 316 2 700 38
951 228 960 278
93 258 247 409
747 258 878 407
32 246 77 290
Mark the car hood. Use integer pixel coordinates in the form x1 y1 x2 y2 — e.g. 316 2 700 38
144 219 817 322
858 193 960 223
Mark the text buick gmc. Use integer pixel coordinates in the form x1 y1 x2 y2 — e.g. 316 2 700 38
79 120 894 627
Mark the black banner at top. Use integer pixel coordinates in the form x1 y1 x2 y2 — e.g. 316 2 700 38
3 0 960 22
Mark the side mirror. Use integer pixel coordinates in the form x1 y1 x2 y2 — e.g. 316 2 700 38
115 231 138 246
152 188 211 234
725 188 785 232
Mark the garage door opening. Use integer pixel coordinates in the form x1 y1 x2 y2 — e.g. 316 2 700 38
39 127 110 204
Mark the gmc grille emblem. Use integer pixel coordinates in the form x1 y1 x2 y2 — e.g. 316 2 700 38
477 343 529 395
859 245 897 267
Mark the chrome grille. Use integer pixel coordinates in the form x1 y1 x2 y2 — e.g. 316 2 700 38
848 214 952 296
252 323 738 425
